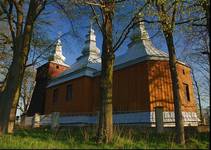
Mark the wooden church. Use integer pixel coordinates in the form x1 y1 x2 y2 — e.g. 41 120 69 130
27 19 199 126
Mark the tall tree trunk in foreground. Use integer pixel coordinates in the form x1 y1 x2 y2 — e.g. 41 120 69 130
1 48 26 134
0 0 45 135
164 31 185 144
97 1 115 144
154 0 185 144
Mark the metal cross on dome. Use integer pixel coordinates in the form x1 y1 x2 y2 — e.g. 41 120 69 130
58 31 62 38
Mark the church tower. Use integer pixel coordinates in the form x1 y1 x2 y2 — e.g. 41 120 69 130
27 38 69 116
76 24 101 64
127 13 168 57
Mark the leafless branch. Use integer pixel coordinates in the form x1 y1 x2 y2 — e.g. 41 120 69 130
25 30 71 68
34 0 47 22
113 1 151 51
175 17 206 25
89 4 103 33
0 1 16 44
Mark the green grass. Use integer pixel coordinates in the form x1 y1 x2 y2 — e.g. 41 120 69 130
0 126 209 149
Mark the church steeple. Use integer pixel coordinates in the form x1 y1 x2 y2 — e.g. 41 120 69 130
127 13 168 57
130 14 150 43
49 37 69 66
27 37 69 116
76 23 101 63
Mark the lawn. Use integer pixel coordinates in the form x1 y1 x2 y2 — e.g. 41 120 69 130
0 126 209 149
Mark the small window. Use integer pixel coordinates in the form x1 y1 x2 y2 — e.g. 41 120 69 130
53 88 59 103
183 83 190 101
66 84 72 101
56 65 59 69
182 69 185 75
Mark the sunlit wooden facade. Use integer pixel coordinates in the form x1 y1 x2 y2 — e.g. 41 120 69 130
44 60 196 115
27 21 199 126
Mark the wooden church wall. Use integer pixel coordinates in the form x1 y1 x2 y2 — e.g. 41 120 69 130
177 62 197 112
27 62 69 116
113 62 150 112
48 62 69 78
45 60 197 115
148 60 197 112
45 76 94 115
45 61 150 115
92 62 150 113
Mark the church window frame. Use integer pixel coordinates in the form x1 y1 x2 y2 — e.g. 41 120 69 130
66 84 73 101
53 88 59 103
183 83 190 101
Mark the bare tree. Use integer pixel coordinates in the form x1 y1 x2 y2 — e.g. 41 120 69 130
148 0 208 144
148 0 186 144
0 0 47 135
18 67 36 116
178 0 210 122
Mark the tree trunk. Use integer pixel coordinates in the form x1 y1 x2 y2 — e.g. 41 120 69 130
199 0 210 64
97 54 114 143
164 31 185 144
97 3 114 144
0 52 25 135
0 0 37 135
191 69 203 124
205 0 210 63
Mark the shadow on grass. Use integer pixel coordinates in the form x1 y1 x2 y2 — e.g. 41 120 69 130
11 126 209 149
13 126 100 148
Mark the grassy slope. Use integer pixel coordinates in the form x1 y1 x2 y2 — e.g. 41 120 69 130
0 126 209 149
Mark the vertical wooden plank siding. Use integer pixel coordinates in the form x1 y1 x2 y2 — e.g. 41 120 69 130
148 60 197 112
45 60 196 115
45 77 94 115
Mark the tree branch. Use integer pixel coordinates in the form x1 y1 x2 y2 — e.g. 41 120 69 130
25 31 71 68
113 17 136 52
175 17 206 25
89 4 103 33
171 0 178 30
113 2 151 51
0 1 16 44
34 0 47 22
114 0 126 4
